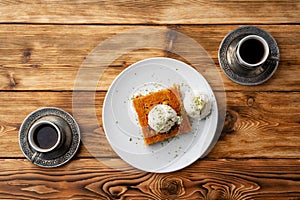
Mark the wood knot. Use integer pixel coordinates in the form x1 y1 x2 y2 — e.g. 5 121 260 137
247 96 255 107
160 177 184 197
23 51 31 57
108 186 127 199
222 110 237 133
22 48 32 63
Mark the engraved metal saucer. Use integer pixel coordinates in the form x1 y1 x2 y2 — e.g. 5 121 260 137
218 26 280 85
19 107 81 168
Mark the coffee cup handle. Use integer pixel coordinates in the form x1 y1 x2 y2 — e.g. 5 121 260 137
268 55 280 61
30 151 41 163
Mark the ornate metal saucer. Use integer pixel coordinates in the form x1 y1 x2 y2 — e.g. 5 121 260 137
218 26 280 85
19 107 81 168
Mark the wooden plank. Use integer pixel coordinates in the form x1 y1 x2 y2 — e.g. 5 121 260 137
0 1 299 24
212 91 300 159
0 91 299 159
0 25 299 91
0 158 299 199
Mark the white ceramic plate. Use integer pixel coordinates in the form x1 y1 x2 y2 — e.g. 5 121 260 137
102 57 218 173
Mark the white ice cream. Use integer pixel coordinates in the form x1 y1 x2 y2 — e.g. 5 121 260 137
183 92 211 119
148 104 181 133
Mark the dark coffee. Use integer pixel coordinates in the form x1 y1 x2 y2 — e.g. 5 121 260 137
239 38 265 64
33 124 58 149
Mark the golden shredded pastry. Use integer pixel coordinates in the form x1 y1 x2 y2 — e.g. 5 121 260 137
132 85 192 145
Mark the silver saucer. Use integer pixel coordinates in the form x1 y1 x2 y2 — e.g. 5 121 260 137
218 26 280 85
19 107 81 168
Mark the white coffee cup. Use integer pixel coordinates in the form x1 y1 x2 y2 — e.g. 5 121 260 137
236 35 269 69
28 120 62 153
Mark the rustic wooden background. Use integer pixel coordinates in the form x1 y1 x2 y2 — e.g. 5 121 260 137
0 1 299 199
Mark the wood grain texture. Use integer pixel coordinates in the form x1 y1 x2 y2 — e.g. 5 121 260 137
0 0 299 24
0 91 299 159
0 158 299 199
0 1 298 199
0 25 299 91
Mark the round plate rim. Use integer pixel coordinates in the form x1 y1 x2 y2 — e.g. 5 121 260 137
102 57 218 173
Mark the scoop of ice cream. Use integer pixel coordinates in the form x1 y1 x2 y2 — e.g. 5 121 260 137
183 92 211 119
148 104 180 133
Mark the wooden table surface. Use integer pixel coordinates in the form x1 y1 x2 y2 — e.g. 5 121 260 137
0 1 299 199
